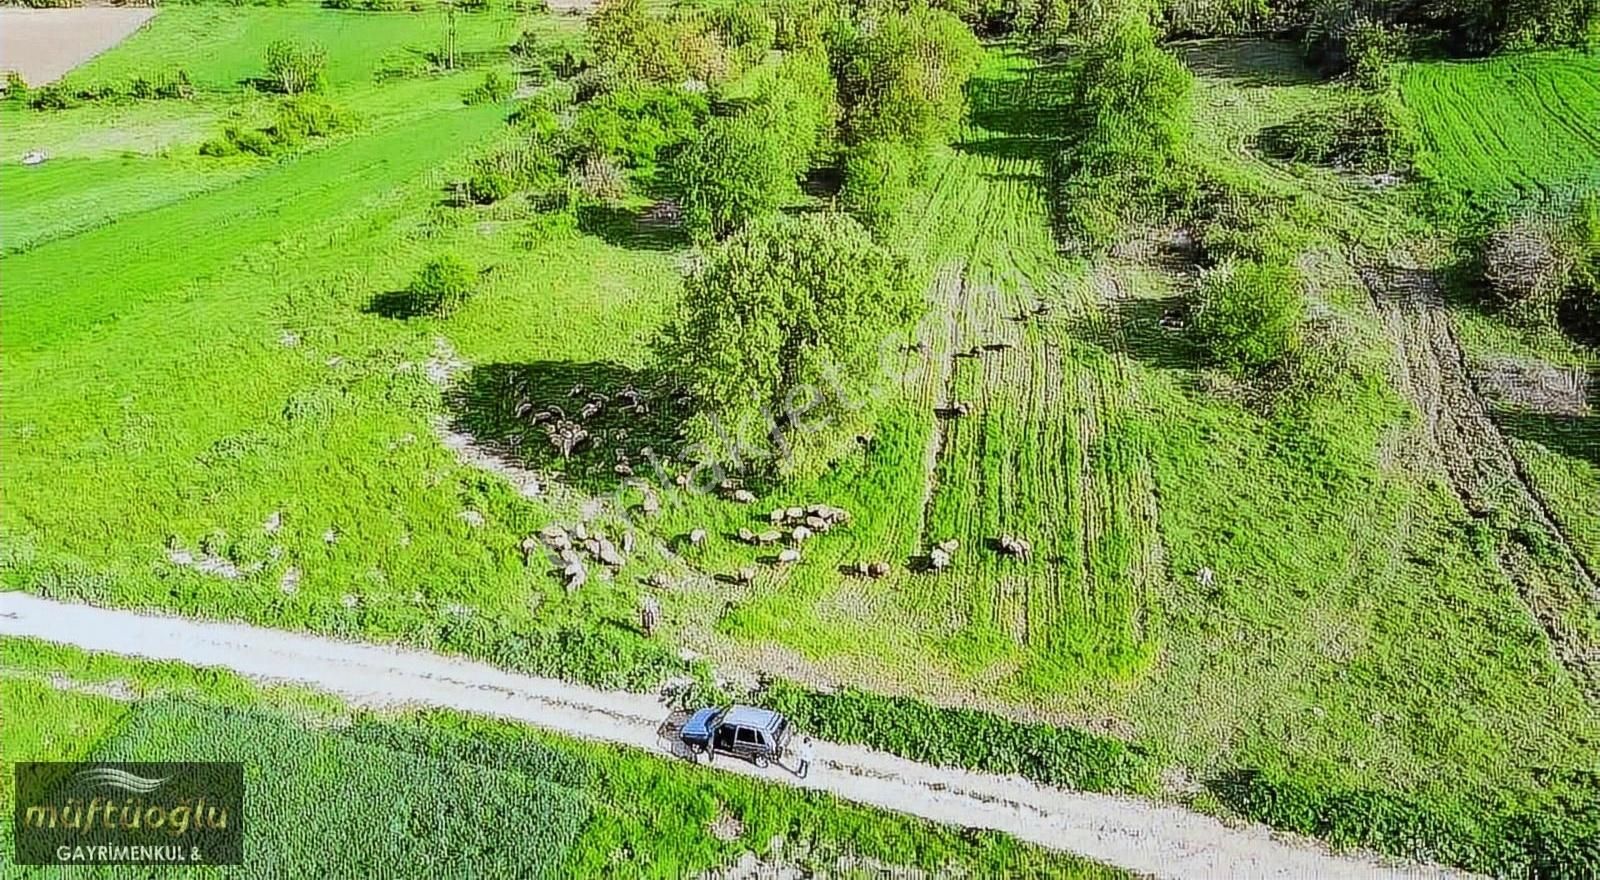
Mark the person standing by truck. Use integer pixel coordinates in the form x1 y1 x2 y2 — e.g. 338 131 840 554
793 735 814 778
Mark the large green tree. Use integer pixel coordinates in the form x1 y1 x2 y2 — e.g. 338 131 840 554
657 213 916 473
832 5 982 146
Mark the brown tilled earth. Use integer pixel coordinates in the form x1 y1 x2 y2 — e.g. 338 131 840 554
0 7 157 86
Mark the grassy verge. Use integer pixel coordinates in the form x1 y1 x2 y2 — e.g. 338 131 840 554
0 637 1125 879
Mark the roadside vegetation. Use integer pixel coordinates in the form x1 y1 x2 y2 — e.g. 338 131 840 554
3 0 1599 876
0 637 1125 879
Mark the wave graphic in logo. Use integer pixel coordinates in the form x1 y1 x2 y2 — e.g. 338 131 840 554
71 767 169 794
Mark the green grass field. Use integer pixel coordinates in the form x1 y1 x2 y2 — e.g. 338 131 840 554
0 638 1124 879
1401 49 1600 206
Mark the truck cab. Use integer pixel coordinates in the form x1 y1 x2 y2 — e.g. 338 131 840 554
680 705 791 768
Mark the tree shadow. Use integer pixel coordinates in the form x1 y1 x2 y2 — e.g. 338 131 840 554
1078 298 1206 373
363 289 427 319
577 203 686 251
446 361 697 492
1496 407 1600 469
1171 38 1319 87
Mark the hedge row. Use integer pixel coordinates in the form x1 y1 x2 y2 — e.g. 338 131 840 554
750 679 1158 795
1213 768 1600 879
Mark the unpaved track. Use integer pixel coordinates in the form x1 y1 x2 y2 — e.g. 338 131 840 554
0 593 1466 880
0 7 156 86
1359 255 1600 697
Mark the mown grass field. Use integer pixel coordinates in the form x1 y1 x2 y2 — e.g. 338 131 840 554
1400 49 1600 207
0 638 1124 878
2 5 1598 871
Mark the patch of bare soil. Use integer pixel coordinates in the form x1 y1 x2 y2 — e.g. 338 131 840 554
1471 356 1592 417
1359 253 1600 699
0 7 157 87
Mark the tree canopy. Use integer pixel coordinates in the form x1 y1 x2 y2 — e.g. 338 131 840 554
657 213 916 473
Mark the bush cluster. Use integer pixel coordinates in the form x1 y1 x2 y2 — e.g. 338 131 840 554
262 39 327 95
753 679 1158 794
25 69 193 111
1190 259 1307 375
466 141 563 204
1470 196 1600 345
840 139 920 232
671 49 835 240
199 95 348 157
830 4 981 147
1212 768 1600 879
462 70 515 105
1260 90 1416 173
1050 13 1194 252
405 253 477 317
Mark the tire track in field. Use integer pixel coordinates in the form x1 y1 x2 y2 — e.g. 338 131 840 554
1359 252 1600 699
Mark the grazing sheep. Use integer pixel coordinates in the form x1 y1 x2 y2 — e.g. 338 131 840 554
688 528 708 546
614 462 635 477
929 548 952 571
559 548 581 565
735 566 757 585
675 472 691 488
520 536 540 565
868 561 891 579
582 401 604 420
597 541 625 568
769 508 788 525
645 571 670 589
791 526 813 543
574 522 588 541
531 410 554 424
756 529 782 545
738 527 757 544
564 560 587 590
853 561 871 577
730 489 757 505
640 493 660 515
952 402 971 417
936 539 959 555
776 548 800 564
569 383 586 398
514 400 536 419
622 530 637 554
719 479 742 493
997 535 1033 558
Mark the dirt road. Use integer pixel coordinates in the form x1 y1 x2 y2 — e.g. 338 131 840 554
0 7 157 86
0 592 1467 880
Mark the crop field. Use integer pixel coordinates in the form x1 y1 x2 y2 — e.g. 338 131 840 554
1400 49 1600 206
0 638 1122 878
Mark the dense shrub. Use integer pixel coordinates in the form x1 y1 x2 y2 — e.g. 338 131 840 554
1186 167 1313 264
406 253 477 317
840 140 919 232
4 71 28 104
263 39 327 95
466 141 562 204
1051 13 1194 251
25 68 192 110
1259 90 1416 172
831 5 981 146
671 113 795 240
569 84 708 176
1212 768 1600 879
745 46 839 173
753 680 1158 794
463 70 515 105
268 95 347 144
1190 258 1306 374
587 0 729 86
655 213 915 474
